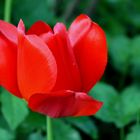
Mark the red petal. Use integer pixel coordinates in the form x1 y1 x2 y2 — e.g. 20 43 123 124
68 14 91 46
27 21 52 35
41 23 81 91
28 90 102 118
0 20 17 44
0 35 22 97
17 21 57 100
69 16 107 92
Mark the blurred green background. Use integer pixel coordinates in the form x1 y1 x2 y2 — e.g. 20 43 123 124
0 0 140 140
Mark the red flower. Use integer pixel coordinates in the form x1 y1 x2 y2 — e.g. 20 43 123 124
0 14 107 118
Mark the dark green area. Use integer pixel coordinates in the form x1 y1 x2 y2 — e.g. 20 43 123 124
0 0 140 140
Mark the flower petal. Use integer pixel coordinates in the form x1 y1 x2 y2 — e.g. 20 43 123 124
0 35 22 97
69 16 107 92
28 90 102 118
68 14 91 46
27 21 52 35
41 23 81 91
0 20 17 44
17 21 57 100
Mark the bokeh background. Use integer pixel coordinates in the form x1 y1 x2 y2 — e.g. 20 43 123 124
0 0 140 140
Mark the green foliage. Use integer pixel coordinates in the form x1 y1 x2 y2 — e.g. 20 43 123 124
114 85 140 128
23 112 45 131
91 83 140 128
65 117 98 139
131 36 140 79
1 89 29 130
12 0 61 28
0 0 4 19
109 35 131 73
53 119 81 140
28 131 44 140
120 85 140 118
0 128 14 140
126 125 140 140
90 82 119 123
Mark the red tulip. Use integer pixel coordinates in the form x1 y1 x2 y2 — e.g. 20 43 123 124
0 14 107 118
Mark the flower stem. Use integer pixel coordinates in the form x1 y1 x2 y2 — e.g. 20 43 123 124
4 0 13 22
46 116 53 140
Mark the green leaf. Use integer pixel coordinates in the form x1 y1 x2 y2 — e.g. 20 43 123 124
129 13 140 28
0 128 14 140
65 117 98 139
21 112 45 133
109 35 131 73
53 119 81 140
90 82 119 123
114 85 140 127
90 83 140 128
121 85 140 116
127 0 140 28
126 125 140 140
1 89 29 130
0 115 10 130
131 36 140 79
28 131 44 140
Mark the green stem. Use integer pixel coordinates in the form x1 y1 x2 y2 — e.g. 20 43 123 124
47 116 53 140
4 0 13 22
120 127 124 140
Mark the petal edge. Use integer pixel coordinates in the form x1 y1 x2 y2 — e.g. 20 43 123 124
28 90 102 118
17 33 57 100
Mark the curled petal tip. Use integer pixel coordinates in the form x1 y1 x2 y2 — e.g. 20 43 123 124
68 14 92 46
53 22 67 34
18 19 25 34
